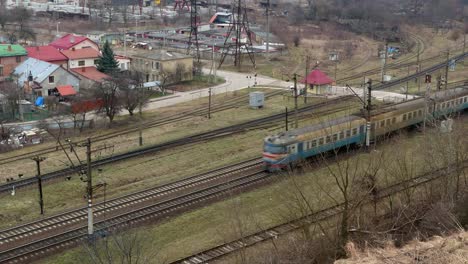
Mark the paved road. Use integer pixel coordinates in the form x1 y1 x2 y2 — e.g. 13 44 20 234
141 69 289 111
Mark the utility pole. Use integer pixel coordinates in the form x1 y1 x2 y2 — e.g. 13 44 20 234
123 30 127 57
365 79 372 150
293 73 299 129
265 0 270 59
139 128 143 146
304 55 310 104
444 50 450 90
417 44 421 93
406 65 410 100
208 88 212 119
381 43 388 83
285 107 288 131
85 138 93 242
464 32 466 66
32 156 47 215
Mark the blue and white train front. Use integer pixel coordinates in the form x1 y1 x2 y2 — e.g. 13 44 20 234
263 136 290 172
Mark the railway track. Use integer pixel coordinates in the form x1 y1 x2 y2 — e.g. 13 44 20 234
0 89 285 166
337 33 429 83
374 51 468 90
171 160 468 264
0 96 356 194
0 159 272 263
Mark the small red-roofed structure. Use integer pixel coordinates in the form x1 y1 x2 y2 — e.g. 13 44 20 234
56 85 77 96
300 69 334 86
300 69 334 95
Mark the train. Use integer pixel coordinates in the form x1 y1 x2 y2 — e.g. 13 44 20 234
263 87 468 171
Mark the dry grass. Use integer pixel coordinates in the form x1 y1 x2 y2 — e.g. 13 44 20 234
336 232 468 264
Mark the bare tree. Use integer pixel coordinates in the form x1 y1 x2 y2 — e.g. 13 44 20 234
317 146 384 256
0 81 21 121
118 71 153 116
93 78 123 125
83 230 163 264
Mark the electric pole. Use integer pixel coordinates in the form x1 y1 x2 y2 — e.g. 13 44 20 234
85 138 93 242
381 43 388 83
293 73 299 129
304 55 310 104
444 50 450 90
365 79 372 150
266 0 270 59
208 88 212 119
32 156 47 215
417 44 421 93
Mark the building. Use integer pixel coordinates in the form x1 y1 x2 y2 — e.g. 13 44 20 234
25 46 68 68
128 50 193 83
115 55 131 71
61 48 101 69
71 66 110 88
0 44 28 81
50 34 99 51
13 58 80 99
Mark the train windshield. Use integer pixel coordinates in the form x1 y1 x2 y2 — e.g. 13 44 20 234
264 144 286 154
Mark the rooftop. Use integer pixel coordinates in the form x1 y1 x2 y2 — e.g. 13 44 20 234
13 58 60 84
129 50 193 61
0 44 27 57
50 34 91 50
26 46 68 62
71 67 109 83
61 48 101 60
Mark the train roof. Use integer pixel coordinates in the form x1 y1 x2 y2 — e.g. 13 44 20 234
265 115 363 145
369 87 468 116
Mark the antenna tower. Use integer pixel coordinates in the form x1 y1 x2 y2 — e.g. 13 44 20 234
187 0 201 74
218 0 255 70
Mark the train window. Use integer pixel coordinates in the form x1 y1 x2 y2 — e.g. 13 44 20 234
312 140 317 148
408 112 413 119
352 128 358 135
346 130 351 137
332 134 338 142
386 119 390 126
318 138 324 145
380 120 385 127
464 97 467 103
403 114 407 121
392 117 396 124
326 136 331 143
339 131 344 139
288 145 297 154
418 110 423 116
442 103 446 108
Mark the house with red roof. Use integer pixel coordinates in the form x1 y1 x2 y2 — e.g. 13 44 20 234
50 34 99 51
71 67 110 88
26 46 68 68
61 47 101 70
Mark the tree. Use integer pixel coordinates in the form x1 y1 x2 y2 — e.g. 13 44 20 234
93 77 122 125
83 230 162 264
118 71 153 116
0 80 21 121
96 41 120 74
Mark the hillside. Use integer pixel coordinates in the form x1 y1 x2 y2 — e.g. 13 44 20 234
335 231 468 264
